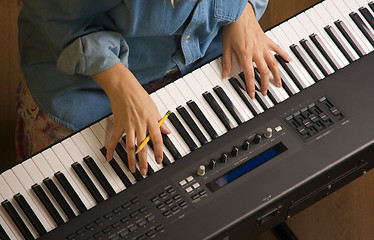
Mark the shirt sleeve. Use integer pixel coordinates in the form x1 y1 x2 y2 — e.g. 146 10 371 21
249 0 269 20
22 0 127 76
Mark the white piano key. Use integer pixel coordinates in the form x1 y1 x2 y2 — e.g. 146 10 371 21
71 132 123 192
270 27 316 87
156 88 201 149
0 174 39 239
279 22 325 81
80 128 128 191
22 158 68 226
317 2 364 58
0 211 18 240
10 165 54 231
329 0 373 52
350 0 374 34
252 61 289 103
177 74 226 135
60 138 108 200
48 144 96 208
288 17 336 74
277 62 301 95
173 78 222 140
201 60 252 121
298 11 349 66
150 92 189 156
235 77 265 115
266 30 312 89
314 3 362 59
109 114 169 167
252 77 276 108
31 154 70 221
192 68 239 128
165 83 212 142
100 118 161 172
0 193 23 239
90 122 137 184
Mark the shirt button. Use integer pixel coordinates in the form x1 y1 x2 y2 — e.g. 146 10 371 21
185 35 191 41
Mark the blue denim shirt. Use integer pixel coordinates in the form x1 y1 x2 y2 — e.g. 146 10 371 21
19 0 268 131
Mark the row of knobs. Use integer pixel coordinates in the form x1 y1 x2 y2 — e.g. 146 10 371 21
197 128 273 176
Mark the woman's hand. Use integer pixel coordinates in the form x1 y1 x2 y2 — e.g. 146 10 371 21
92 62 171 176
222 3 291 98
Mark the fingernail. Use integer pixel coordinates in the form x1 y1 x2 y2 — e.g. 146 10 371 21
130 166 136 173
157 157 162 164
141 168 147 176
277 82 282 88
249 92 255 99
262 90 267 96
222 70 229 78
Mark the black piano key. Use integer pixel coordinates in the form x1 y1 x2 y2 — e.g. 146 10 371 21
71 162 104 204
168 112 199 151
101 147 134 187
360 7 374 30
350 12 374 47
229 77 259 115
186 100 219 140
134 151 154 175
54 171 87 214
324 25 355 63
42 177 76 220
202 91 235 131
14 193 46 236
369 2 374 12
1 200 34 240
176 106 209 145
274 54 306 90
252 70 278 103
148 139 172 166
309 33 340 71
334 20 365 57
31 184 64 226
300 38 331 76
120 137 148 179
290 44 321 81
213 85 246 124
83 156 116 197
0 221 11 240
162 133 182 160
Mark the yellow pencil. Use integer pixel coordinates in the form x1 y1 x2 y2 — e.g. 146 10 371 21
135 110 171 154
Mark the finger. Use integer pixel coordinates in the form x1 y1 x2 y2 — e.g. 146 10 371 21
135 121 149 176
222 45 233 78
255 57 270 96
239 54 255 99
148 119 164 165
271 41 291 62
125 130 137 173
106 124 123 161
160 122 171 134
266 53 282 87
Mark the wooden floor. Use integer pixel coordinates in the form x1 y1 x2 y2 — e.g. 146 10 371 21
1 0 373 239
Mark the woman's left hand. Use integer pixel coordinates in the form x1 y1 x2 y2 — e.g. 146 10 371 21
222 3 291 99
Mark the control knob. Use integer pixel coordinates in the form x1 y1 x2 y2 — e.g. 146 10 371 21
220 153 228 163
231 146 239 157
253 134 262 144
209 159 216 170
264 128 273 138
197 165 206 176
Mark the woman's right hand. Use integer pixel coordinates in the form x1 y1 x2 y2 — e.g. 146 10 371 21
92 62 171 176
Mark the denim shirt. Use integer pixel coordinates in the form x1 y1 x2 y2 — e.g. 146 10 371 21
19 0 268 131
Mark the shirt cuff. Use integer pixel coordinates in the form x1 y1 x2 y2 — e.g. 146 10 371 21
56 31 129 76
248 0 269 20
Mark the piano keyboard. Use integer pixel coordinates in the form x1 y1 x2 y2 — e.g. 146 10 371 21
2 0 374 239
